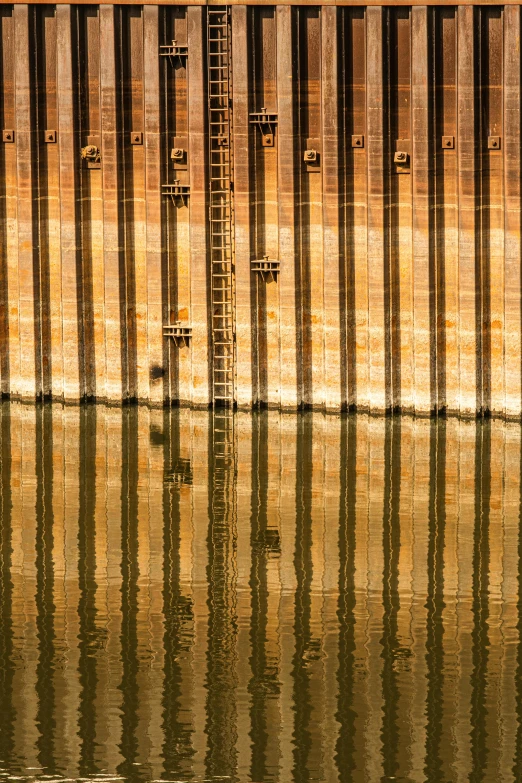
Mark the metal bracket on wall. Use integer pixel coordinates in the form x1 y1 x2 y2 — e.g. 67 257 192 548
394 139 411 174
249 108 278 147
160 40 188 68
251 255 280 283
304 139 321 171
163 321 192 348
162 181 190 207
171 136 188 171
81 138 101 169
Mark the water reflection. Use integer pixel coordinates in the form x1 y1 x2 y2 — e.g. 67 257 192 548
0 403 521 782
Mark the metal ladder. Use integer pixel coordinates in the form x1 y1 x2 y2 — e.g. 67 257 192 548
207 6 235 411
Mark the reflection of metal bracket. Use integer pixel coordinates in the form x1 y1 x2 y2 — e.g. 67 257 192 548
249 108 278 147
254 527 281 556
164 457 193 489
163 321 192 348
81 140 101 169
251 255 280 283
160 40 188 68
162 181 190 207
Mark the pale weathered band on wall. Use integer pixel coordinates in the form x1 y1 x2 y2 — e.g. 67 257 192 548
0 3 520 415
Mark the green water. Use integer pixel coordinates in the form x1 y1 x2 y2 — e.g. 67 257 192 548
0 402 519 782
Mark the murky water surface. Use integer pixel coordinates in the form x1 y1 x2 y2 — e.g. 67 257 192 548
0 404 521 782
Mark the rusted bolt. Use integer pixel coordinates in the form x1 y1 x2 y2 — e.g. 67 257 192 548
351 134 364 148
488 136 501 150
130 132 143 145
304 149 318 162
171 148 184 160
45 130 56 143
2 130 14 143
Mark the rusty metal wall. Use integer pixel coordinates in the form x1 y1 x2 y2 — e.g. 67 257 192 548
0 4 521 415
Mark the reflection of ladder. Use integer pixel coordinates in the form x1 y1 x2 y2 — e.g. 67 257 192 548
208 6 235 409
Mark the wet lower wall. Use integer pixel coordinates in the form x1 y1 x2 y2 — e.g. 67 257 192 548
0 4 521 414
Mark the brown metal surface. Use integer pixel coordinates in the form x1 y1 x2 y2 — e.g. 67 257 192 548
0 4 522 416
9 0 522 5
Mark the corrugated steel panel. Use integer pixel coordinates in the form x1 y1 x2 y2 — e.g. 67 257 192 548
0 4 521 415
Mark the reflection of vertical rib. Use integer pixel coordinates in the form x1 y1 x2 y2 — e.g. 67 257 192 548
499 425 519 779
408 419 430 782
205 410 238 779
291 413 313 782
320 417 341 783
453 421 475 776
117 408 141 781
365 417 385 782
395 419 416 777
335 415 357 781
0 404 14 765
249 412 274 782
514 423 522 777
54 407 81 774
145 409 167 781
380 417 401 779
424 420 446 781
439 420 460 777
35 405 56 772
187 411 210 776
486 417 507 774
161 409 194 777
235 414 254 779
277 414 297 783
77 405 99 776
13 406 39 770
470 422 491 780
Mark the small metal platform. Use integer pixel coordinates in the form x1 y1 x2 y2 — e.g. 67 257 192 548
251 255 280 282
163 321 192 348
162 181 190 207
249 108 278 147
160 40 188 68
